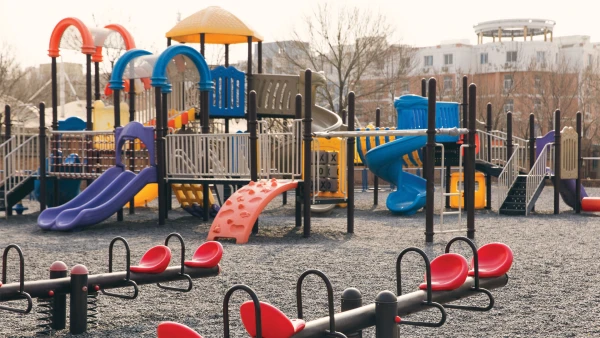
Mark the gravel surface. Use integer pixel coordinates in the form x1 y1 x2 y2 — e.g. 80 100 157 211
1 184 599 337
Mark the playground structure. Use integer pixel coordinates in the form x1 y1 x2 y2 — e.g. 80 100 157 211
0 234 222 335
154 236 513 338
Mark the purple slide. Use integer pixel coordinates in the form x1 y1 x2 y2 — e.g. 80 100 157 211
52 167 157 231
535 131 588 208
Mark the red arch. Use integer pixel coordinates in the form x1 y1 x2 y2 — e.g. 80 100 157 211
92 23 137 62
48 17 95 57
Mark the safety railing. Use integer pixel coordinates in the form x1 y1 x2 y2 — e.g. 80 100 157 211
497 144 522 210
48 130 152 178
0 136 17 184
475 130 508 167
513 136 529 172
3 135 40 203
258 119 302 180
525 142 554 214
134 89 156 125
166 132 251 180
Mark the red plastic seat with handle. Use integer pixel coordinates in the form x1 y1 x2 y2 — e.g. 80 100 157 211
157 321 202 338
130 245 172 274
184 241 223 269
469 242 513 278
240 301 305 338
419 253 468 291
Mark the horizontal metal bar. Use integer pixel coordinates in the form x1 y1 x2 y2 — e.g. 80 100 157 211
0 265 219 301
292 274 508 337
49 130 114 135
312 128 469 139
441 211 462 215
435 229 469 234
582 157 600 160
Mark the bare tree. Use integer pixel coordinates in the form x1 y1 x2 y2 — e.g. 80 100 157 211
0 43 29 106
277 3 414 116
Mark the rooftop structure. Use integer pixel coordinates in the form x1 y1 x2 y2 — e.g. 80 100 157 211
474 19 556 44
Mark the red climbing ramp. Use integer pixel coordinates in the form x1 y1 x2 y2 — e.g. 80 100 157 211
207 179 299 244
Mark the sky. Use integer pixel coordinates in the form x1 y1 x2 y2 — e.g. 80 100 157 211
1 0 599 69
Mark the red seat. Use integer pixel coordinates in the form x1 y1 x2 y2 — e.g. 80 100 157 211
184 241 223 268
469 243 513 278
419 253 468 291
240 301 305 338
157 321 202 338
130 245 172 274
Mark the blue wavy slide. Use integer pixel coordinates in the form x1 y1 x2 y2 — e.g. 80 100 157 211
365 136 427 215
38 166 157 231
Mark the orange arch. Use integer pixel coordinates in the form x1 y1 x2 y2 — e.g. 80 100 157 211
92 23 137 62
48 17 95 57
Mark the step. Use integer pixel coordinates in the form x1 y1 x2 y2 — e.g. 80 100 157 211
499 209 526 216
502 201 526 207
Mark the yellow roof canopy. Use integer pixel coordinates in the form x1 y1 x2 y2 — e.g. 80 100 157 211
166 6 263 45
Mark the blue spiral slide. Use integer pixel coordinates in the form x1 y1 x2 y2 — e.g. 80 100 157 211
364 95 460 215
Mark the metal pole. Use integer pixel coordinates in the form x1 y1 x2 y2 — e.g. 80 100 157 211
114 89 123 222
486 103 492 210
554 109 561 214
86 55 92 130
201 90 210 222
341 288 363 338
421 78 426 97
49 261 68 330
374 108 380 206
460 76 468 211
39 102 47 211
425 78 436 243
295 94 303 228
529 113 536 213
576 112 582 214
249 91 259 233
347 92 356 234
303 70 313 238
375 291 399 338
94 62 100 101
155 87 165 225
292 275 508 338
167 37 171 47
467 84 476 240
225 44 229 67
69 265 88 334
247 36 253 113
342 109 347 125
257 41 262 74
200 33 205 56
161 92 170 220
507 112 513 159
421 78 427 180
0 265 219 300
462 76 468 129
129 78 136 215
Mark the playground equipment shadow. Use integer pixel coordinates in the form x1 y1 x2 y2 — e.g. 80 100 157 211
1 186 600 337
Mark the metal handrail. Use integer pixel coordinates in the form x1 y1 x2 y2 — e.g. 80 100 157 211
497 144 521 211
525 142 554 214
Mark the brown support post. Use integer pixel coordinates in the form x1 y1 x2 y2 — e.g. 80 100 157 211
576 112 582 214
374 108 380 206
224 44 230 67
155 87 165 225
94 62 100 101
39 103 47 211
129 78 136 214
257 41 262 74
485 103 492 209
554 110 561 214
247 36 253 113
295 94 302 228
114 89 123 222
200 33 205 56
506 112 513 159
467 84 476 240
425 78 436 243
303 70 313 237
347 92 355 234
249 91 258 233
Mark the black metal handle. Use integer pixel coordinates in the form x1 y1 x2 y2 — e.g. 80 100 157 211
297 269 344 337
223 284 262 338
157 233 193 292
100 237 138 300
398 301 447 327
396 247 433 303
444 236 495 311
0 245 33 314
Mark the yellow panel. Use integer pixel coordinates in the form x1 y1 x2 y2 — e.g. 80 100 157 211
449 172 486 209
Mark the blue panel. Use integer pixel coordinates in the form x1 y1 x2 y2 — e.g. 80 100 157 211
209 66 246 118
394 94 460 142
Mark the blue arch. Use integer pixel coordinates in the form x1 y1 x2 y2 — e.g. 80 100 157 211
109 48 153 90
151 45 213 92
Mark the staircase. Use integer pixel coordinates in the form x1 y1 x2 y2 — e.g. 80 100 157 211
0 176 35 214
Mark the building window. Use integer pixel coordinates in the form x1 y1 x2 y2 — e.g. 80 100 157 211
504 99 514 113
504 75 514 91
534 98 541 111
444 54 453 65
536 51 546 64
424 55 433 67
480 53 488 64
506 51 518 63
534 75 541 90
401 80 409 94
443 76 453 91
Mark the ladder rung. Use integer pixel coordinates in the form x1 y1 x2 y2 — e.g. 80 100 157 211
435 229 469 234
442 211 462 215
442 193 461 197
